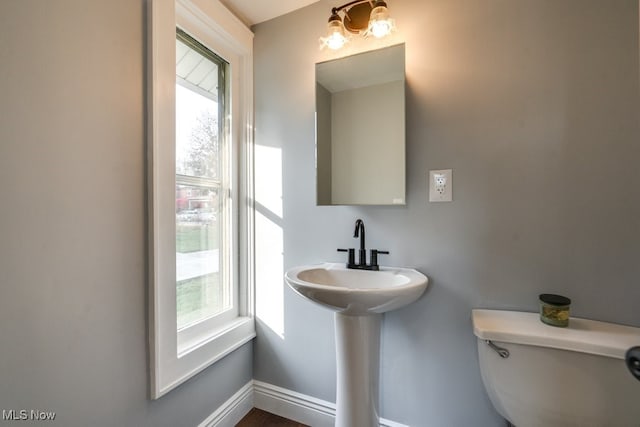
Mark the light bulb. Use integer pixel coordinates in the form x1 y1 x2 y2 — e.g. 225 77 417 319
368 19 392 38
367 1 394 38
320 17 347 50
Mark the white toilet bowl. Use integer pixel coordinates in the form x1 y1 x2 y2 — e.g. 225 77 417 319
472 309 640 427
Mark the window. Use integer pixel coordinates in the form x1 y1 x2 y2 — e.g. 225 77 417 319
175 29 235 345
148 0 254 399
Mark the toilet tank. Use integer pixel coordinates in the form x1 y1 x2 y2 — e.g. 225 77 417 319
472 309 640 427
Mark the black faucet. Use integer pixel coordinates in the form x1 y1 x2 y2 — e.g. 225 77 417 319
337 219 389 271
354 219 366 266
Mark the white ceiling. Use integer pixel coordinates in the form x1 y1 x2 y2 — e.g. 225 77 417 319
220 0 320 26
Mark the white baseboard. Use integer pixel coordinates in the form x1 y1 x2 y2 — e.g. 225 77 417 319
198 381 253 427
199 380 408 427
253 380 336 427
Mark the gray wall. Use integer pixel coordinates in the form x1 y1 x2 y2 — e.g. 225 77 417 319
0 1 252 426
253 1 640 426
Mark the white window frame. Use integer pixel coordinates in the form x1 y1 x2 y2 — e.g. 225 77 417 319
147 0 255 399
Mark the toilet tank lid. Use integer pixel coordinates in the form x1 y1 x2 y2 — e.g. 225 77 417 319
472 309 640 360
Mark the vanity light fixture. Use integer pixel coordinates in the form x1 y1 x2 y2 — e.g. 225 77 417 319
320 0 396 50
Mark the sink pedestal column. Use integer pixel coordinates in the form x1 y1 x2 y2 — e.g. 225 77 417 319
334 313 381 427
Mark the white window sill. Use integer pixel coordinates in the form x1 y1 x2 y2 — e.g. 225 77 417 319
178 316 255 357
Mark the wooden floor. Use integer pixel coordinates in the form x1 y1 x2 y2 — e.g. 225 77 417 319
236 408 308 427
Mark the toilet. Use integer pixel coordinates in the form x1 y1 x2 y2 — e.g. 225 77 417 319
472 309 640 427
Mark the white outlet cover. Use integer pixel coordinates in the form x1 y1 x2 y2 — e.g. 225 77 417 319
429 169 452 202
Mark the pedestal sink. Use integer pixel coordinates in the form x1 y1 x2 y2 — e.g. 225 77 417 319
285 262 428 427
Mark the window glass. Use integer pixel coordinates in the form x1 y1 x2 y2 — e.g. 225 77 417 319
175 32 230 329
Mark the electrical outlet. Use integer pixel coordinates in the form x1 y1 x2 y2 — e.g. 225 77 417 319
429 169 452 202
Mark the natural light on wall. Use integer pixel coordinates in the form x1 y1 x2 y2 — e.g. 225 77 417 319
255 145 284 338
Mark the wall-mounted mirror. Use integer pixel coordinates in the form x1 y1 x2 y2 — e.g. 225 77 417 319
316 43 405 206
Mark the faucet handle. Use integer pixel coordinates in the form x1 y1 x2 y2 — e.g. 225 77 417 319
337 248 355 266
369 249 389 271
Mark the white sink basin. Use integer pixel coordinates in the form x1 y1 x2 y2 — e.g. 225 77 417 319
285 262 429 316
